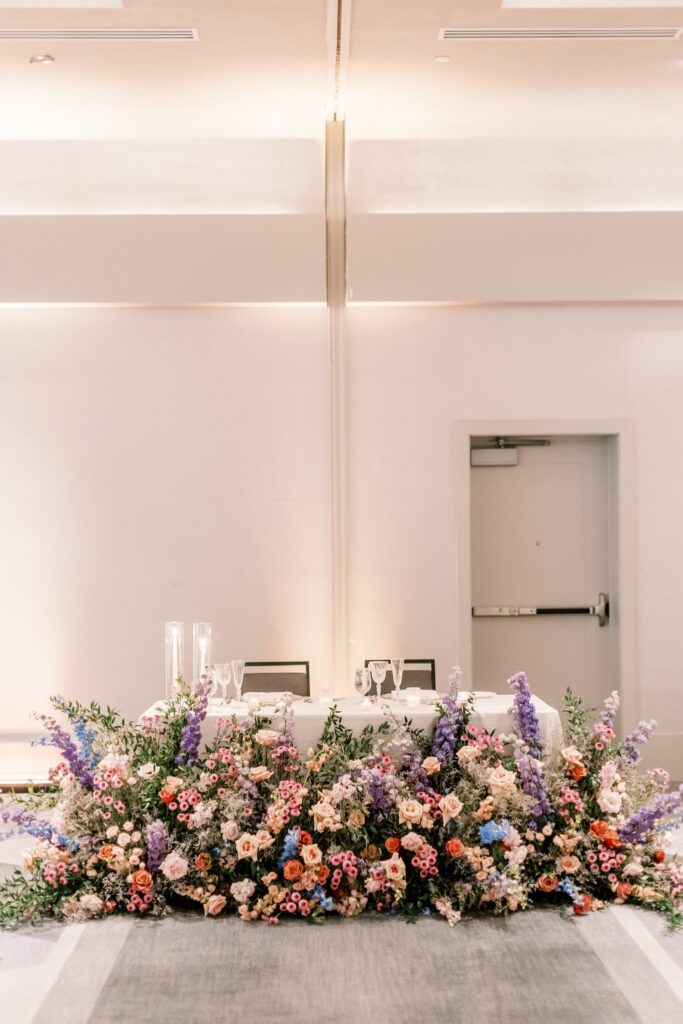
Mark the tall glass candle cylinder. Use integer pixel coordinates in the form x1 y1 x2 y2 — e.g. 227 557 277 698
193 622 212 688
165 622 185 700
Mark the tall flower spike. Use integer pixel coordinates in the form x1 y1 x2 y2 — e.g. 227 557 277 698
507 671 543 759
432 665 464 764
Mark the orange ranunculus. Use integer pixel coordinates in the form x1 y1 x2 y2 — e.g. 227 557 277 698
98 845 115 861
445 838 465 858
616 882 633 900
298 831 313 846
316 864 331 884
573 895 593 916
590 820 621 848
159 786 175 805
283 859 304 881
194 853 212 871
385 837 401 854
130 869 153 892
571 764 587 781
537 874 559 893
654 849 666 864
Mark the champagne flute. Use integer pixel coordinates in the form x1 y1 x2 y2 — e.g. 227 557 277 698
390 659 405 699
354 668 372 704
231 659 246 703
368 660 388 703
213 663 232 704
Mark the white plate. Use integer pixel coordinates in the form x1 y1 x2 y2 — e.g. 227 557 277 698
242 691 305 703
460 690 497 700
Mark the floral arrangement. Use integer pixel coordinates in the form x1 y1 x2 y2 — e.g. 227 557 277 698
1 672 681 930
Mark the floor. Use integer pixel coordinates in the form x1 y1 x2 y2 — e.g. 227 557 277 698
1 831 682 1024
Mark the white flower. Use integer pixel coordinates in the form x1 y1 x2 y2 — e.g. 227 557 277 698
623 858 644 878
221 821 240 842
79 893 104 916
98 752 130 774
597 789 622 815
116 832 131 847
457 746 481 765
160 851 188 881
439 793 464 824
137 762 160 780
561 745 584 767
105 825 119 839
230 878 256 904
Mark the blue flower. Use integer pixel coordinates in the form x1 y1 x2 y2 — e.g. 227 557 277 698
278 828 301 867
479 819 511 845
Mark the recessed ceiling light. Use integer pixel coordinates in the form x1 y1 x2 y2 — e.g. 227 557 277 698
434 55 450 63
29 54 55 64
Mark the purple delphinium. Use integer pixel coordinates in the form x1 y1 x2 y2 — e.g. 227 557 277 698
33 712 94 789
432 667 464 764
1 806 78 851
145 819 168 873
600 690 620 730
368 767 392 812
619 784 683 844
515 742 552 823
175 681 210 766
621 719 657 765
507 672 543 760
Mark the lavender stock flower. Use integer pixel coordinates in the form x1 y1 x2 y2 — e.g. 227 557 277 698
145 819 168 873
600 690 620 730
33 711 94 789
432 666 464 764
515 742 552 823
619 785 683 844
175 682 210 766
507 672 543 759
621 719 657 765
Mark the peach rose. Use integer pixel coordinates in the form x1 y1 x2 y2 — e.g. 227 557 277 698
421 756 441 776
445 838 465 858
98 844 115 861
537 874 558 893
439 793 464 825
348 810 366 829
130 869 153 892
316 864 331 883
560 855 580 874
616 882 633 900
204 894 227 917
160 851 188 881
561 745 584 767
381 853 406 881
249 766 273 783
362 845 381 862
235 833 259 861
221 821 240 842
283 859 303 881
254 729 280 747
398 798 425 829
255 830 274 850
301 843 323 867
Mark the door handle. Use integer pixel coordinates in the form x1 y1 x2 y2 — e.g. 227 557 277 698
472 592 609 627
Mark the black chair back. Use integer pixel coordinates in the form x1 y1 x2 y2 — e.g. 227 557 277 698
243 661 310 697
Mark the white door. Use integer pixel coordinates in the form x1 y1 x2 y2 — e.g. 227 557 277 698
470 435 614 710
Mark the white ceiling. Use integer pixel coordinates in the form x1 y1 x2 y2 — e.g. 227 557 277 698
1 0 683 299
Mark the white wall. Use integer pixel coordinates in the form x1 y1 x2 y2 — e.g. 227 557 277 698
0 306 332 778
346 303 683 776
3 302 683 778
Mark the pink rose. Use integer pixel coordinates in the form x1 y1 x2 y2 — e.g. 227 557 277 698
160 851 188 881
204 894 227 917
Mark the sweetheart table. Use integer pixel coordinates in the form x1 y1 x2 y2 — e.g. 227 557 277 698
140 692 564 756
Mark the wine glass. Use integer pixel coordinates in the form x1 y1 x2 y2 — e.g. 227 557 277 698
231 659 246 703
207 665 220 701
368 661 388 703
213 663 232 704
354 668 372 704
390 659 405 699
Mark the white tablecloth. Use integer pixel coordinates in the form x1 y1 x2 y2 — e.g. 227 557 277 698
140 692 564 757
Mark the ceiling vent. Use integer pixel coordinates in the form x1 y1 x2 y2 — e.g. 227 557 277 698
439 26 682 40
0 27 198 40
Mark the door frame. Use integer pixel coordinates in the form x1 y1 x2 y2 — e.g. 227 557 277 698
454 418 636 734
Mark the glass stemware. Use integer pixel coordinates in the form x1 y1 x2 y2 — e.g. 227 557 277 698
231 659 246 703
213 663 232 704
390 659 405 699
368 660 388 703
354 668 372 704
